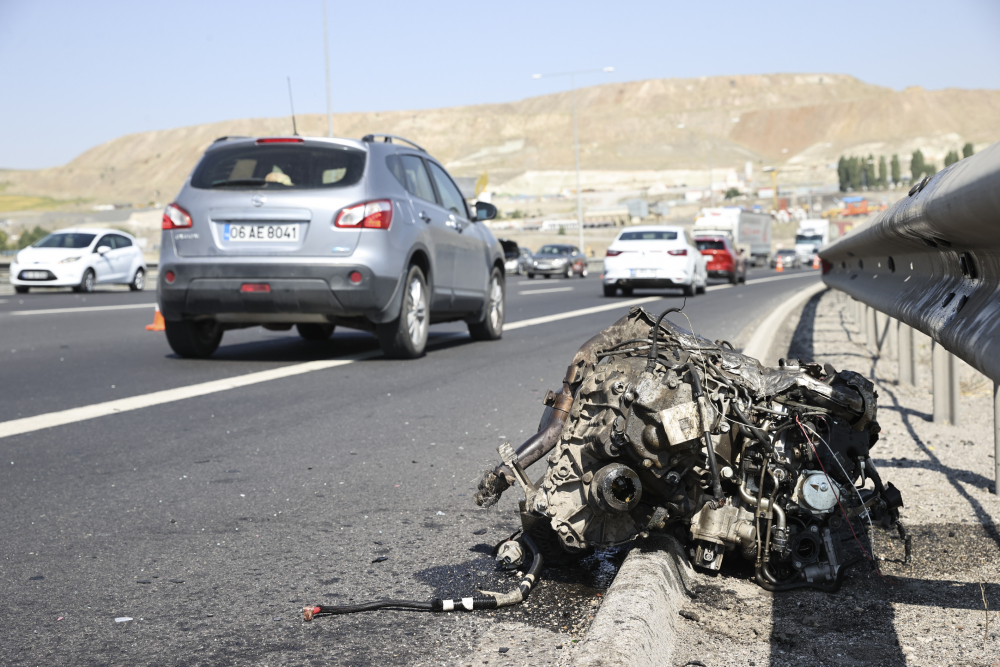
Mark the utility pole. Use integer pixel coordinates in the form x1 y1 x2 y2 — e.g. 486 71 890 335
708 139 714 207
322 0 333 137
532 67 614 256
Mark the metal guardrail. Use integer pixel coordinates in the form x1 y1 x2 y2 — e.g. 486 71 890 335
819 140 1000 493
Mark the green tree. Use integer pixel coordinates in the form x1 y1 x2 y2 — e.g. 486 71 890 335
877 156 887 188
864 154 877 188
910 150 925 182
0 229 7 251
944 150 960 168
962 142 974 158
557 225 566 236
837 156 849 192
847 156 862 190
890 154 901 184
724 187 741 199
17 225 49 249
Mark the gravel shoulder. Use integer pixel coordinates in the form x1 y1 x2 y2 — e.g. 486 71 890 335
669 288 1000 667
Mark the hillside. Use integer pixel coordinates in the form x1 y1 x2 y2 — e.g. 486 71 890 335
2 73 998 205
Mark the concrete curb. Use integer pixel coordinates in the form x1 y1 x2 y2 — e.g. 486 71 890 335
574 280 827 667
574 536 696 667
742 281 826 362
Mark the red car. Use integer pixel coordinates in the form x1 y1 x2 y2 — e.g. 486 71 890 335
695 235 746 284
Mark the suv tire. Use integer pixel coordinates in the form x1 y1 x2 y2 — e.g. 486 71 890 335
602 284 617 297
14 285 28 294
297 323 335 340
165 320 224 358
682 282 696 297
469 267 505 341
377 265 429 359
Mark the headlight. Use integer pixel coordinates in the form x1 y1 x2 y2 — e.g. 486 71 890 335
59 256 82 264
553 258 568 265
532 261 538 266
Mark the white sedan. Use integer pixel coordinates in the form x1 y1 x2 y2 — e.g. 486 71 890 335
602 226 707 297
10 228 147 294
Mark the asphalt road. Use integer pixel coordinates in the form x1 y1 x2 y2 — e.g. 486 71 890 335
0 267 821 666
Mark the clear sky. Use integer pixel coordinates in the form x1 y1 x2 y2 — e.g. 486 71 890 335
2 0 999 170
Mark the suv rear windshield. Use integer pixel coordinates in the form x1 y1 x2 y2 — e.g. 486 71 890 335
191 144 366 190
619 231 678 241
34 233 96 248
695 239 725 250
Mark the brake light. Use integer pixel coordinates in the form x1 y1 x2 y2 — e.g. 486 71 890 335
668 249 688 256
255 138 304 144
335 200 393 230
240 283 271 293
821 259 833 275
606 249 622 257
162 203 193 229
164 270 176 284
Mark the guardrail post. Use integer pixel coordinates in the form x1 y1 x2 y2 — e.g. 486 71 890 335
994 382 1000 494
897 322 915 385
932 341 960 426
865 305 877 353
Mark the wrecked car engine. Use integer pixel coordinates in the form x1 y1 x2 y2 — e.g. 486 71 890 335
476 306 905 591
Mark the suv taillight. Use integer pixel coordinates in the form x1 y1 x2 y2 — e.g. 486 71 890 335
606 249 622 257
668 249 688 256
162 203 193 229
335 200 393 230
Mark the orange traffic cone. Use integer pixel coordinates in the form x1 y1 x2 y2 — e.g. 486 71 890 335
145 305 165 331
812 254 821 270
776 256 784 272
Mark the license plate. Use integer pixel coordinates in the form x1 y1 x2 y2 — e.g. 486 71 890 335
632 269 657 278
224 223 299 242
22 271 49 280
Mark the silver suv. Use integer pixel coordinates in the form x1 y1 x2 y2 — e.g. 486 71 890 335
158 134 505 359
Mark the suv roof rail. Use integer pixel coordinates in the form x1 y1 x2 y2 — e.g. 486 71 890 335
212 136 252 144
361 134 427 153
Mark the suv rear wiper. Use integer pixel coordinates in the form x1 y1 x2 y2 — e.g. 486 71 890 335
211 178 269 187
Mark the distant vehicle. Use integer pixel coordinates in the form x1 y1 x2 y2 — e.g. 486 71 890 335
693 207 772 266
499 239 531 275
10 228 147 294
694 234 746 284
841 197 869 217
527 244 588 279
602 226 707 297
794 219 830 263
158 134 505 359
770 248 801 269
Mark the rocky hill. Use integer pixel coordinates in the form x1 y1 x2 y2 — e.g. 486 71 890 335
2 73 998 205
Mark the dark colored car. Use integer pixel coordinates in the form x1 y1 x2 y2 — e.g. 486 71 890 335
770 248 800 269
527 244 588 279
695 235 746 284
499 238 531 275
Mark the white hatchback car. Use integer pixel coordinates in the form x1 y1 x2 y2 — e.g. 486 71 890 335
10 228 147 294
602 226 707 297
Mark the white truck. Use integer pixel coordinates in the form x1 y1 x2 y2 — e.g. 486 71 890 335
794 219 830 263
693 207 772 266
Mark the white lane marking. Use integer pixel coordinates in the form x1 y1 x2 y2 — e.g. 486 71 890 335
0 352 379 440
518 287 575 295
504 296 663 331
0 297 668 439
745 272 819 285
9 303 156 316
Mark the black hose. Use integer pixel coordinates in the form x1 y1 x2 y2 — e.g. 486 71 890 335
646 302 686 372
303 535 543 620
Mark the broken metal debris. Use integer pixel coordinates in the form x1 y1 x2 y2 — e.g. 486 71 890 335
476 306 907 591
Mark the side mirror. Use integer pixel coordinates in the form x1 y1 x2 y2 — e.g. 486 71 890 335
97 246 110 255
474 201 498 221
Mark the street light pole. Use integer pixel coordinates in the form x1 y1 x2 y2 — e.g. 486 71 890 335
322 0 333 137
533 67 614 256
